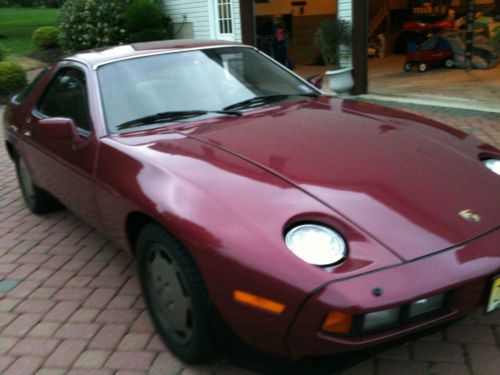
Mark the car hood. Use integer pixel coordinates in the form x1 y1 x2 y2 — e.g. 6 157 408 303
173 98 500 260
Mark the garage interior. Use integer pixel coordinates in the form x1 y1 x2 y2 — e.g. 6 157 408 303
250 0 499 107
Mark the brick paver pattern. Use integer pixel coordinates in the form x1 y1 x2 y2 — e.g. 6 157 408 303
0 104 499 375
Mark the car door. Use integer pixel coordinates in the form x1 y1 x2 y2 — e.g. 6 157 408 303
22 63 101 228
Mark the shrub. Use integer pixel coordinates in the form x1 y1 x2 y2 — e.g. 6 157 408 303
38 0 68 7
493 27 500 55
160 14 174 39
59 0 131 52
9 0 37 7
0 47 5 61
32 26 59 49
1 0 74 7
129 28 167 43
0 62 27 97
315 19 352 66
123 0 172 42
124 0 163 33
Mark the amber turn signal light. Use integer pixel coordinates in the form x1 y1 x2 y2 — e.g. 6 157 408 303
321 311 353 334
233 290 286 315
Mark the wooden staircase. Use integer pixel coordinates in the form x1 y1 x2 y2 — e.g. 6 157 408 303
369 0 409 36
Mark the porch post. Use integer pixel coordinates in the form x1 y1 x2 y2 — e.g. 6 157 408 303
465 0 474 71
240 0 256 46
352 0 368 95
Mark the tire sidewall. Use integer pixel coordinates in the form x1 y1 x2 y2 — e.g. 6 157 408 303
15 158 60 214
136 223 215 363
16 158 38 212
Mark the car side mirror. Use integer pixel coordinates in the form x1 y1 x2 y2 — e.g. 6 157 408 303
37 117 79 143
306 74 324 89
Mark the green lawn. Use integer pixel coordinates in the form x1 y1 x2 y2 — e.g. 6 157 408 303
0 7 59 56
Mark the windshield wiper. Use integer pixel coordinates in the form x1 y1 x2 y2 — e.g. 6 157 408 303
116 110 242 130
223 93 319 111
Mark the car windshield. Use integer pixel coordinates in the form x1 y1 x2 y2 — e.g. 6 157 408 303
97 46 317 133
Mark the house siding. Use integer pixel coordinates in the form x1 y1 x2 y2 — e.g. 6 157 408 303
163 0 212 39
337 0 353 68
232 0 242 42
337 0 352 23
163 0 242 42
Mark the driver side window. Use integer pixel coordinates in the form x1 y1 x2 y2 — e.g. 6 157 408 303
38 67 92 133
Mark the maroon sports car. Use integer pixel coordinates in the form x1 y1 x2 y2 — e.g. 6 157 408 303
3 40 500 363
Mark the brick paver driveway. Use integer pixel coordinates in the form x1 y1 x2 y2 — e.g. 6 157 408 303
0 103 499 375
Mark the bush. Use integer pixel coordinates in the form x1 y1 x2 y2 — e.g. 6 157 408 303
59 0 131 52
315 19 352 66
32 26 59 49
493 27 500 55
38 0 68 7
160 14 174 39
9 0 37 6
2 0 65 6
0 62 27 97
124 0 163 33
123 0 172 42
129 28 167 43
0 47 5 61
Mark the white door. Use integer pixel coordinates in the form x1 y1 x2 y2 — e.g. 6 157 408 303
212 0 235 41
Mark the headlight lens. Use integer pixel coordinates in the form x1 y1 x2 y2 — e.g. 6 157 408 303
284 224 347 266
482 159 500 175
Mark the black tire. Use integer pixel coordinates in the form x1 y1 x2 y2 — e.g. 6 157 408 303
15 157 60 214
136 223 215 363
403 62 412 72
445 59 454 68
418 63 428 72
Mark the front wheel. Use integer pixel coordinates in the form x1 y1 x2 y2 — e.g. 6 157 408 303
445 59 454 68
403 62 412 72
16 158 60 214
418 63 428 72
136 223 215 363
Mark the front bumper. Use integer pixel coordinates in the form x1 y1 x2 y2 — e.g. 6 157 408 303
286 228 500 359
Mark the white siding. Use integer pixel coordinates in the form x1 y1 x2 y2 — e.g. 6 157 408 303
163 0 212 39
163 0 242 42
337 0 353 68
232 0 242 42
337 0 352 22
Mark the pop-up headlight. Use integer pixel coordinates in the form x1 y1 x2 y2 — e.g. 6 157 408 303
482 159 500 175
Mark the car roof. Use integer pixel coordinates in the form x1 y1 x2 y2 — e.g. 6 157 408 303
65 39 242 68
